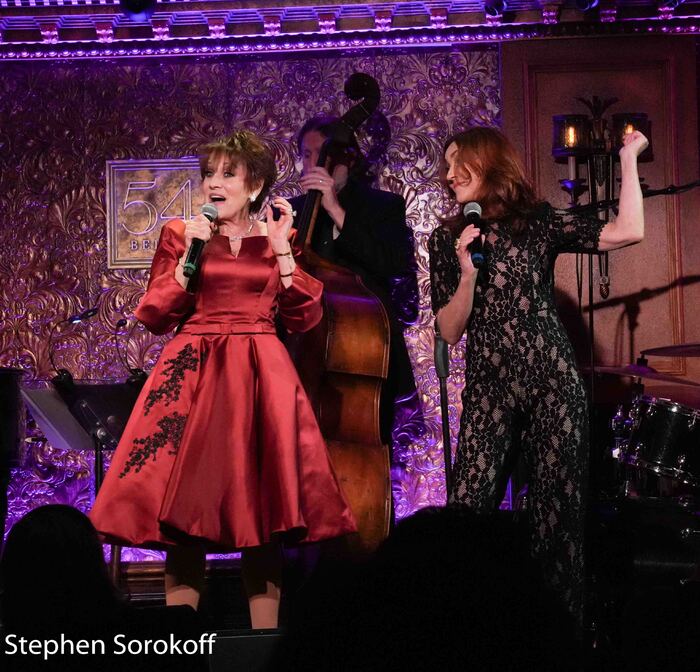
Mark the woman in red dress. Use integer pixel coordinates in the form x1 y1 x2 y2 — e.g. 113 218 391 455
90 130 356 629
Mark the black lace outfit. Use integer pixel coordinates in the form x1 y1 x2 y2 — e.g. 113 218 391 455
428 202 604 616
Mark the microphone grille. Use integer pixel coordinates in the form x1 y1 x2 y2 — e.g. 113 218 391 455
462 201 482 218
201 203 219 221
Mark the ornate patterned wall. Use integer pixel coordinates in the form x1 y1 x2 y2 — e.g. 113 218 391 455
0 48 500 549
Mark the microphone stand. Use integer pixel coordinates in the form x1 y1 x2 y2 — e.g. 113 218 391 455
49 308 142 586
434 330 453 500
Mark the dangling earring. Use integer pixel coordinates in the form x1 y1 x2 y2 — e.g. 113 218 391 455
250 192 259 203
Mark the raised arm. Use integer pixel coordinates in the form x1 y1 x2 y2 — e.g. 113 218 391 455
598 131 648 251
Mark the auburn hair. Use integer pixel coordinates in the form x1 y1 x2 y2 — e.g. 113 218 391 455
441 127 539 235
199 130 277 214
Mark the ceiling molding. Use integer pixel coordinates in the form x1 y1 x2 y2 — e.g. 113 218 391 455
1 0 699 60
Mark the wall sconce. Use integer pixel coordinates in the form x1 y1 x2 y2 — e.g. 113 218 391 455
552 98 651 301
553 98 651 205
611 113 651 155
552 114 591 202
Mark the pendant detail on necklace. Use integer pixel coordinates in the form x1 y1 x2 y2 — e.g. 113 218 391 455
223 219 256 257
226 220 255 241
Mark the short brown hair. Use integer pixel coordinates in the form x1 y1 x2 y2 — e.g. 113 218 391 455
199 130 277 213
441 127 538 234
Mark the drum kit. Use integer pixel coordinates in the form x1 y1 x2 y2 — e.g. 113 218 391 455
590 342 700 591
592 342 700 497
583 343 700 658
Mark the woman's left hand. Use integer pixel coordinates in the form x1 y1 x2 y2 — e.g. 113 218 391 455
619 130 649 160
266 196 295 248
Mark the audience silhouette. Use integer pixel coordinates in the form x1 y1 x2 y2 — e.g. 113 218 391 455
272 505 578 671
0 504 208 671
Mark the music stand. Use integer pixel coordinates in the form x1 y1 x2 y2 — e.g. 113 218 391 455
22 379 143 582
50 378 142 489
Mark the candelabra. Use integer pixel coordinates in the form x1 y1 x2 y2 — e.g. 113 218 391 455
552 97 651 398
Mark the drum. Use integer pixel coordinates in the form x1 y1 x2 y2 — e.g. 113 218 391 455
625 396 700 485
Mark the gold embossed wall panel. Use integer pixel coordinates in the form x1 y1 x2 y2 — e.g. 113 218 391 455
0 48 500 536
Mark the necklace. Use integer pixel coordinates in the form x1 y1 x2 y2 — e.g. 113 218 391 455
221 219 255 241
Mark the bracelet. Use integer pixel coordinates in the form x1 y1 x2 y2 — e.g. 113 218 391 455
280 269 295 278
274 250 293 258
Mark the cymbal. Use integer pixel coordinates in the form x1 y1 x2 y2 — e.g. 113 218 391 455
587 364 700 387
643 343 700 357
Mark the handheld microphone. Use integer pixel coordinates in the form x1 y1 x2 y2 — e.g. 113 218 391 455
182 203 218 278
462 201 485 269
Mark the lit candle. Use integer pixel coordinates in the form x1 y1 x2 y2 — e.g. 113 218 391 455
565 125 577 148
624 123 635 136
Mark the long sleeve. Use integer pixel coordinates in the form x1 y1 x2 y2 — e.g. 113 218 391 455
134 221 195 335
277 266 323 333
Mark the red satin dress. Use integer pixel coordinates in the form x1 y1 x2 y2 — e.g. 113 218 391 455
90 221 357 550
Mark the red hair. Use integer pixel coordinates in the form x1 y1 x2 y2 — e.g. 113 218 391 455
199 130 277 214
442 127 539 235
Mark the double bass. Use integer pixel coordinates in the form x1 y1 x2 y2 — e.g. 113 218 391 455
289 74 391 554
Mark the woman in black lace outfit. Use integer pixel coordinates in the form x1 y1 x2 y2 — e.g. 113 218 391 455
428 127 647 616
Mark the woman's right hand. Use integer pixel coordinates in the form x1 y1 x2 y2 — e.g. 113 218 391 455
454 224 483 279
184 214 216 249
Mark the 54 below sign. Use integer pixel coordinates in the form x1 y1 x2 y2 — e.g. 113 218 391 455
106 158 205 269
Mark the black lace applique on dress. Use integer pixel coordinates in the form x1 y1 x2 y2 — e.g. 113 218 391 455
143 344 198 416
119 412 187 478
